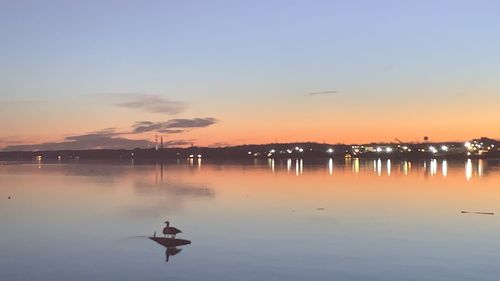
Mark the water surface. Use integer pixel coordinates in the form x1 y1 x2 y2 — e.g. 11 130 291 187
1 159 500 281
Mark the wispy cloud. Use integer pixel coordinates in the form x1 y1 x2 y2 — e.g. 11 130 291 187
110 93 186 115
1 92 218 150
1 118 213 150
0 136 24 145
158 129 185 134
162 139 193 146
2 129 153 151
209 141 231 148
308 90 339 96
131 117 218 134
0 100 45 104
2 135 198 151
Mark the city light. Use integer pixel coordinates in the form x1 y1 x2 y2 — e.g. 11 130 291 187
385 147 393 153
441 145 449 151
429 146 438 154
327 148 334 153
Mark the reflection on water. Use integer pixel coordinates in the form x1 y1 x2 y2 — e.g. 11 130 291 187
13 157 493 181
353 158 360 174
442 160 448 177
165 247 182 262
254 158 490 180
466 159 473 180
268 158 275 172
402 160 410 175
150 237 190 263
0 159 499 281
295 159 303 176
430 159 437 176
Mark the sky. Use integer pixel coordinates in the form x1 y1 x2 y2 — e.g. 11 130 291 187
0 0 499 150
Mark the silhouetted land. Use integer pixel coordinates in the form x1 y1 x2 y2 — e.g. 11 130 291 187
1 138 498 162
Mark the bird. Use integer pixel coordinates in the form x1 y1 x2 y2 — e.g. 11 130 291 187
163 221 182 238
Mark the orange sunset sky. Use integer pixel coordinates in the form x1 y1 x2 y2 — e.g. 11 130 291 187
1 1 499 150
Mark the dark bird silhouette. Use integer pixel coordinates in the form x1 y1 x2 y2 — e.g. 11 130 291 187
163 221 182 238
149 220 190 262
165 247 182 262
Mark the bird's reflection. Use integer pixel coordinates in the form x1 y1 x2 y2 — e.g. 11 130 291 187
165 247 182 262
150 236 191 263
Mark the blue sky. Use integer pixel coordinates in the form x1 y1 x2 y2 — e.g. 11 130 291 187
1 0 499 149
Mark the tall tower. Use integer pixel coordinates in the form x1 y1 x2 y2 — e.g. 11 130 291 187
155 134 159 151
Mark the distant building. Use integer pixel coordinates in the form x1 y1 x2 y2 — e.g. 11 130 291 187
363 145 394 154
350 145 364 155
465 137 498 156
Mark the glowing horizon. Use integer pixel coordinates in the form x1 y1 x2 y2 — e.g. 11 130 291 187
1 1 499 150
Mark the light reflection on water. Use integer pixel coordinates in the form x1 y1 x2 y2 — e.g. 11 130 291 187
402 160 409 175
430 159 437 175
0 159 499 281
442 160 448 177
256 158 488 180
353 158 360 174
466 159 473 180
328 158 333 175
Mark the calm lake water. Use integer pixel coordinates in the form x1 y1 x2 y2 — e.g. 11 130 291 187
1 158 500 281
